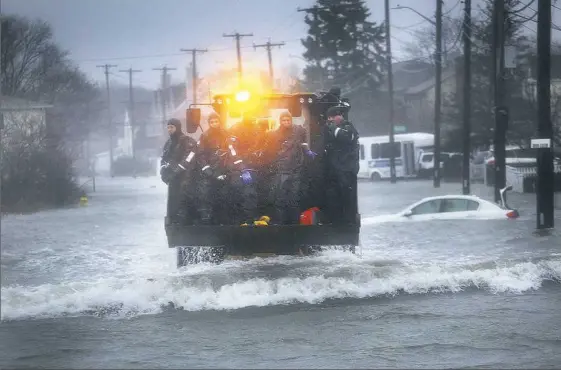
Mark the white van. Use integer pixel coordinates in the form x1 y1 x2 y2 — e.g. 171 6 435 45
358 133 435 181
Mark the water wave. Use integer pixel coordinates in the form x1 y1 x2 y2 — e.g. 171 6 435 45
2 253 559 321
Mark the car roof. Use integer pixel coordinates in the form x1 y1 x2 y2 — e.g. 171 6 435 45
400 194 499 214
417 194 484 202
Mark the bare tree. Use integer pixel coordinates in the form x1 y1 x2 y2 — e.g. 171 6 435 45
1 15 101 143
1 15 101 211
402 16 463 65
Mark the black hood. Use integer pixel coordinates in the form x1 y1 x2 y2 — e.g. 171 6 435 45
167 118 183 137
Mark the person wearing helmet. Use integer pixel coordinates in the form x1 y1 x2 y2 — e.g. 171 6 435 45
160 118 199 225
323 105 360 224
197 112 230 224
224 116 261 225
266 110 317 224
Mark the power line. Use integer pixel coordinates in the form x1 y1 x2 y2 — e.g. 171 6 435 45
77 40 302 63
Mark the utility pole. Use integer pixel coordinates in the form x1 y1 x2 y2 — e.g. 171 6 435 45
223 31 253 85
536 0 554 229
153 66 176 125
97 64 118 177
462 0 472 195
180 48 207 105
0 0 4 217
492 0 508 204
384 0 396 183
119 67 141 164
253 39 285 90
433 0 443 188
153 67 176 147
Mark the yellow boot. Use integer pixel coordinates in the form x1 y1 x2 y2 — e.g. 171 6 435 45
254 220 268 226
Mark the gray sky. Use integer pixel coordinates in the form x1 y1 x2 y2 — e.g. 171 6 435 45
4 0 560 90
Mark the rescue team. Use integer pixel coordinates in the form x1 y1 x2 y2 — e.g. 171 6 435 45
160 106 359 226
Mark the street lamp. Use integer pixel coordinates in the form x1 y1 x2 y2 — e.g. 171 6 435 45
394 2 444 188
393 5 436 26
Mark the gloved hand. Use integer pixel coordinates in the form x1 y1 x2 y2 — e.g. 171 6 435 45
305 149 318 159
170 163 182 174
160 165 171 184
240 170 253 185
216 174 227 181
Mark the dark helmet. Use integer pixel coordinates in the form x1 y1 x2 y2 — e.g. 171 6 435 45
207 112 221 123
328 87 341 98
326 105 345 118
167 118 182 133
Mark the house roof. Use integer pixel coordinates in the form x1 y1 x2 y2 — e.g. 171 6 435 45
404 67 457 95
379 59 435 93
0 95 53 111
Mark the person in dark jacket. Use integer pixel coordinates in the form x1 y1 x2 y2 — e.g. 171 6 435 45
197 112 230 224
254 118 274 217
323 105 360 225
224 117 262 225
160 118 199 225
266 110 317 224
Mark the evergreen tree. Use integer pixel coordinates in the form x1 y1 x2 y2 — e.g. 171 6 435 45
300 0 387 133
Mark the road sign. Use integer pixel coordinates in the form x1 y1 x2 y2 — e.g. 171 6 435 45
531 138 551 149
394 125 407 133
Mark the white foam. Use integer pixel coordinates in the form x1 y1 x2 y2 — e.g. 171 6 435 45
2 255 559 321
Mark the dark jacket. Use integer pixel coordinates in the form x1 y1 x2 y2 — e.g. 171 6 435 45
324 120 360 175
197 127 229 178
266 125 308 174
161 133 198 184
226 119 265 172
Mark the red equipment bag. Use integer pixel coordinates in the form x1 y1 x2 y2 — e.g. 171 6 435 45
300 207 320 225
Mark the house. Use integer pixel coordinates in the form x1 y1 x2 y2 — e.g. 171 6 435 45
401 66 457 133
400 50 561 140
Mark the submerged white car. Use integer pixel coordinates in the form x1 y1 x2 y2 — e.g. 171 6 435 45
363 186 520 225
397 191 519 221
